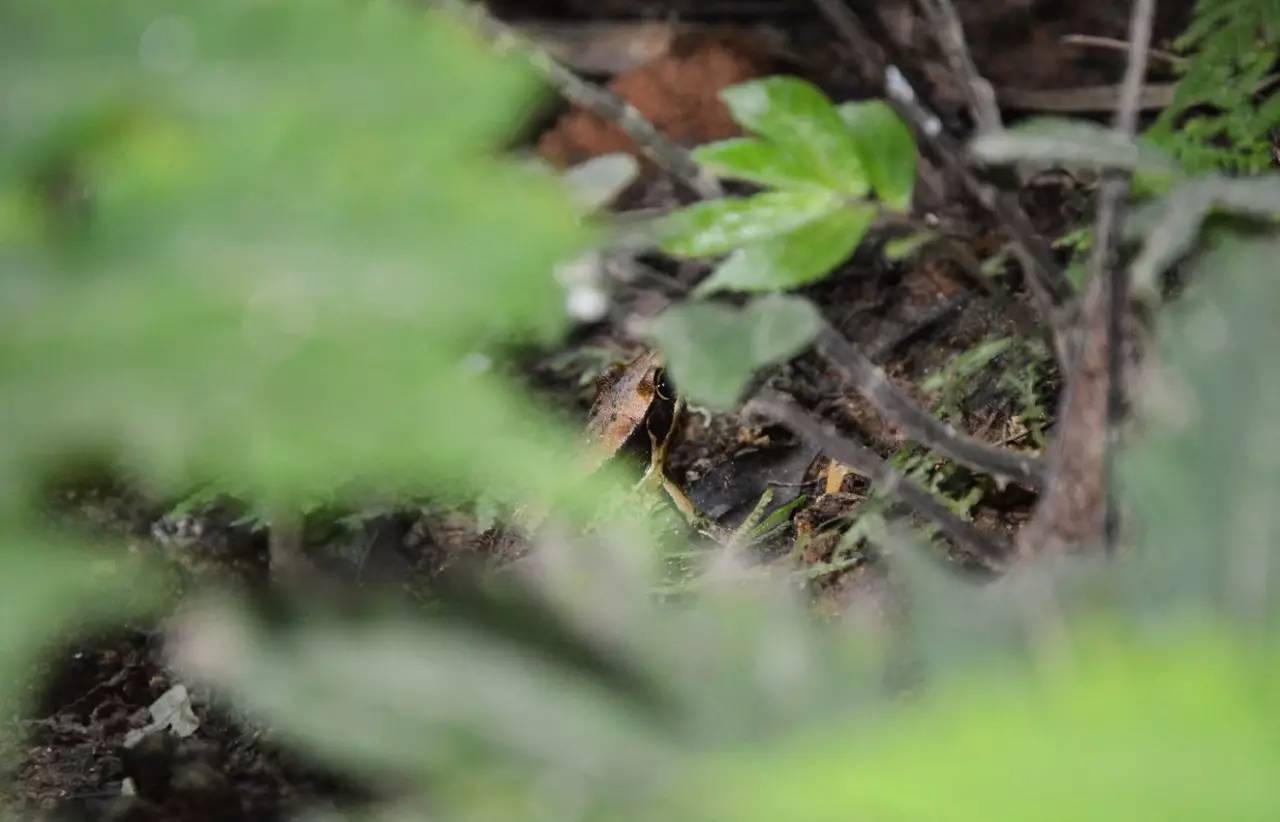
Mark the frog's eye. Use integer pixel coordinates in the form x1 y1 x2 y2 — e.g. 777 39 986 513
653 368 676 401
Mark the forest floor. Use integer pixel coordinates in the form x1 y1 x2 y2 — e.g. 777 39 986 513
4 0 1205 818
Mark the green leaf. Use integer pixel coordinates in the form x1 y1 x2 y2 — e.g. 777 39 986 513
721 78 869 196
660 189 841 258
693 203 876 295
691 138 829 190
0 0 594 512
650 295 822 410
837 101 917 211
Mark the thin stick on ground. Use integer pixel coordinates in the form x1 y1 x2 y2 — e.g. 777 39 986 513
915 0 1002 133
746 390 1011 566
440 1 723 200
811 0 1074 359
816 326 1046 489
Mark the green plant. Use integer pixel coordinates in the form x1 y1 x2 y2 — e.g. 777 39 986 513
1146 0 1280 174
647 78 917 409
659 77 916 296
0 0 600 717
10 3 1280 820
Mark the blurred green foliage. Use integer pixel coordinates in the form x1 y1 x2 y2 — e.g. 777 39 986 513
1 0 590 512
651 295 821 410
0 0 596 730
5 2 1280 820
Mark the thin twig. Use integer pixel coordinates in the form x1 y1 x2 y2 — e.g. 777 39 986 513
815 326 1046 489
441 1 722 199
1061 33 1185 69
915 0 1002 132
810 0 1074 356
747 390 1011 566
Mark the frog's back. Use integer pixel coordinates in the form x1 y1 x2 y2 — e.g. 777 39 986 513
582 351 660 472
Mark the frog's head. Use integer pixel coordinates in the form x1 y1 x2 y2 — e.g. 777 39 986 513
583 351 678 474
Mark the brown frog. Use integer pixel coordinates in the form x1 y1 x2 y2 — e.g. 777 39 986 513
582 350 700 523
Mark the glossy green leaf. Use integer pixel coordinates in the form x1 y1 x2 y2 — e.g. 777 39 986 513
691 138 828 190
660 189 840 258
837 101 917 211
693 203 876 295
721 77 869 196
650 295 822 410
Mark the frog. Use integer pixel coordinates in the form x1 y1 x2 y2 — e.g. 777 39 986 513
581 352 782 547
582 350 700 523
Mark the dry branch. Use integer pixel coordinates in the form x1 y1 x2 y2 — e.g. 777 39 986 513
747 390 1012 566
811 0 1074 357
442 1 723 199
816 326 1046 489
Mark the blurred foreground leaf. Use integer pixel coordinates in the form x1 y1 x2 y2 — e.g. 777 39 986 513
650 296 821 410
0 528 159 722
1121 234 1280 619
970 118 1179 175
0 0 590 511
685 624 1280 821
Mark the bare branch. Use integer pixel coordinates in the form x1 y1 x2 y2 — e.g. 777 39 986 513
915 0 1002 133
809 0 1073 355
441 1 722 200
816 326 1046 489
747 390 1011 566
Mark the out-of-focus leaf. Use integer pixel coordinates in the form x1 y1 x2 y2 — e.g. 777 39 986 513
0 529 160 719
659 190 840 258
560 153 639 213
172 599 673 797
1125 175 1280 299
837 101 917 211
721 78 869 196
650 295 821 410
0 0 594 512
692 204 875 295
1121 235 1280 620
971 118 1180 174
684 624 1280 821
691 138 829 190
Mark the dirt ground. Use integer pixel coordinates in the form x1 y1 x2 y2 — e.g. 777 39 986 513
4 0 1203 817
